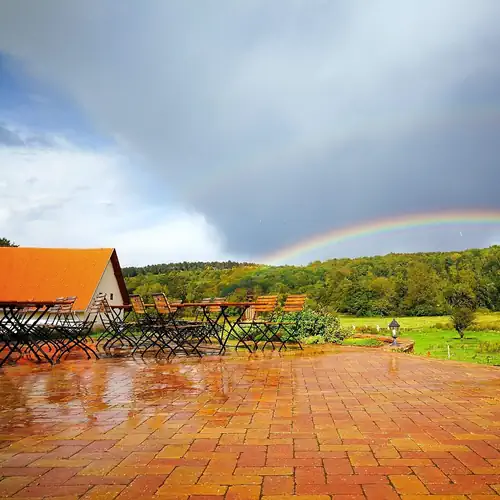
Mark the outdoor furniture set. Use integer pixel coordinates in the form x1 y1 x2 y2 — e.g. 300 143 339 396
0 293 306 366
0 295 105 367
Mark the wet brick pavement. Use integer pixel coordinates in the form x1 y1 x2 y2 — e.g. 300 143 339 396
1 347 500 499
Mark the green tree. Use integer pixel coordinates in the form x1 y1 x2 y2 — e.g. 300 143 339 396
446 286 474 307
0 237 18 247
122 246 500 318
369 276 397 316
403 262 443 316
450 306 475 339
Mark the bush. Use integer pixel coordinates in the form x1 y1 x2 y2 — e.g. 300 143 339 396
476 341 500 353
450 306 476 339
338 327 354 341
283 309 349 344
355 325 383 335
468 322 500 332
343 338 384 347
303 335 326 345
431 321 453 330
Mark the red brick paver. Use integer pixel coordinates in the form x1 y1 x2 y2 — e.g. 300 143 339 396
1 348 500 498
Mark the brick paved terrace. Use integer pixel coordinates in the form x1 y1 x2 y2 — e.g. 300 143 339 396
1 348 500 499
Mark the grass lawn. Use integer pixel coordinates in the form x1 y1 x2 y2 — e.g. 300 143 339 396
407 329 500 366
343 338 384 347
339 311 500 331
339 315 443 330
339 312 500 365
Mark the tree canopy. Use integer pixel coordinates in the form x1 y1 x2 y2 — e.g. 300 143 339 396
124 245 500 317
0 238 18 247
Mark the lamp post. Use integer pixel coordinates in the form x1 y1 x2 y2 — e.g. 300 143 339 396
388 318 400 346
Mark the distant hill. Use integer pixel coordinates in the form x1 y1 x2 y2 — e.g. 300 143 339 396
123 260 256 277
124 246 500 317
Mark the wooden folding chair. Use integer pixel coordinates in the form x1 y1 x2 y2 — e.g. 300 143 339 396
53 294 103 362
151 293 202 357
38 296 78 360
129 294 165 357
95 295 135 353
273 294 307 350
236 295 278 350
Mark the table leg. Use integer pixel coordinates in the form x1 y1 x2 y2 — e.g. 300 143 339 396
220 306 253 353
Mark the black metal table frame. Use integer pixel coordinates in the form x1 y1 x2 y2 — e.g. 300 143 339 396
0 303 57 366
139 302 254 356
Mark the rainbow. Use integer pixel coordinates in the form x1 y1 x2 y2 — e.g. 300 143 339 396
263 209 500 265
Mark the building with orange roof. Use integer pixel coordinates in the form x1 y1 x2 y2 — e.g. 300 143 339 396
0 247 129 314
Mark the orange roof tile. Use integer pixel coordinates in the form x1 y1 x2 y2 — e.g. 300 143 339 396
0 247 122 311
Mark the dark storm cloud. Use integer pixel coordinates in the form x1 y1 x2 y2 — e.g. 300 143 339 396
1 0 500 259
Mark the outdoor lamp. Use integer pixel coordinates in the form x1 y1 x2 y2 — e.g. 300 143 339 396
388 319 400 346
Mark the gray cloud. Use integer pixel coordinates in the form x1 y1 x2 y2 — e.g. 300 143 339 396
0 123 59 148
1 1 500 260
0 124 24 146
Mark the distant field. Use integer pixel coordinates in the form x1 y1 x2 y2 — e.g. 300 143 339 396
339 315 443 330
407 329 500 366
339 313 500 365
339 312 500 331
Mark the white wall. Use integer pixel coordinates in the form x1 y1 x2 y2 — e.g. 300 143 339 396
94 260 123 308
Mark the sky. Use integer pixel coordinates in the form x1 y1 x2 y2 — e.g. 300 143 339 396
1 1 500 266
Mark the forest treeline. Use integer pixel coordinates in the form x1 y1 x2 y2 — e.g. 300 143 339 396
124 246 500 317
123 261 255 276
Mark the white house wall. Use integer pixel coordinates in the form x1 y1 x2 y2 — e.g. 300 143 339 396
94 260 123 307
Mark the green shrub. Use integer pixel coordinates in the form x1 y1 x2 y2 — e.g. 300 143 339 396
283 309 348 344
343 338 384 347
476 341 500 353
338 327 354 341
303 335 326 345
355 325 383 335
468 322 500 332
431 321 453 330
450 306 476 339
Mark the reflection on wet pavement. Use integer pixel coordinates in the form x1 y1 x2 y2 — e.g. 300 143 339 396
1 348 500 498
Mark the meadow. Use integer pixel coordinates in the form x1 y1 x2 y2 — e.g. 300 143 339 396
339 311 500 331
339 312 500 366
407 329 500 365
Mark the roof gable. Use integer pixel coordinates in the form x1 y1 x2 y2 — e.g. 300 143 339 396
0 247 125 310
109 249 130 307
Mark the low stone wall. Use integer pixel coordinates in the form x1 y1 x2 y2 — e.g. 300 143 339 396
351 333 415 353
384 338 415 353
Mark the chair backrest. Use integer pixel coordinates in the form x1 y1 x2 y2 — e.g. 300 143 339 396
253 295 278 313
102 296 113 313
88 293 107 314
243 306 256 322
47 297 65 314
169 299 182 312
283 294 307 313
209 297 226 312
152 293 177 314
56 296 77 317
20 304 37 314
130 294 147 315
